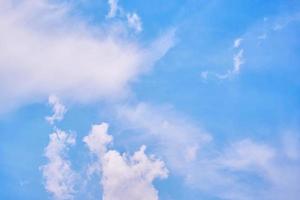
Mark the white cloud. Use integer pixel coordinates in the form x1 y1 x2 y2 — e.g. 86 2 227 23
234 38 243 48
127 12 142 33
233 49 244 74
106 0 119 18
101 146 168 200
105 0 143 33
202 38 245 80
217 48 244 79
83 123 113 158
40 100 300 200
46 95 67 125
41 129 76 200
84 122 168 200
0 0 174 113
183 135 300 200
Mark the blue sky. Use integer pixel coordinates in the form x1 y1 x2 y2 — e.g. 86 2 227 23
0 0 300 200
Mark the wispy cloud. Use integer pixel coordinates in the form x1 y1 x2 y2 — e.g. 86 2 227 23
234 38 243 48
106 0 119 18
182 135 300 200
106 0 143 33
117 102 212 172
233 49 245 74
216 48 245 79
0 0 174 113
201 37 245 80
127 12 143 33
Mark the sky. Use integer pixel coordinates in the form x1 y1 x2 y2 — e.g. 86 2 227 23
0 0 300 200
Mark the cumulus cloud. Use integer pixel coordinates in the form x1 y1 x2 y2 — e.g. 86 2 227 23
0 0 174 113
84 122 168 200
40 99 300 200
46 95 67 125
41 129 76 200
41 121 168 200
101 146 168 200
83 123 113 157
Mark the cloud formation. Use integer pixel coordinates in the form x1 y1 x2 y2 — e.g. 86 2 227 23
117 103 212 172
233 49 244 74
201 37 245 80
46 95 67 125
234 38 243 48
179 135 300 200
39 97 300 200
41 129 76 200
127 12 142 33
217 38 245 79
106 0 143 33
84 122 168 200
116 102 300 199
0 0 173 113
106 0 119 18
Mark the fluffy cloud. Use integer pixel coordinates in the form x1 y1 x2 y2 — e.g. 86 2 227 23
0 0 173 113
42 121 169 200
84 122 168 200
83 123 113 157
40 98 300 200
46 95 67 125
41 129 76 200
